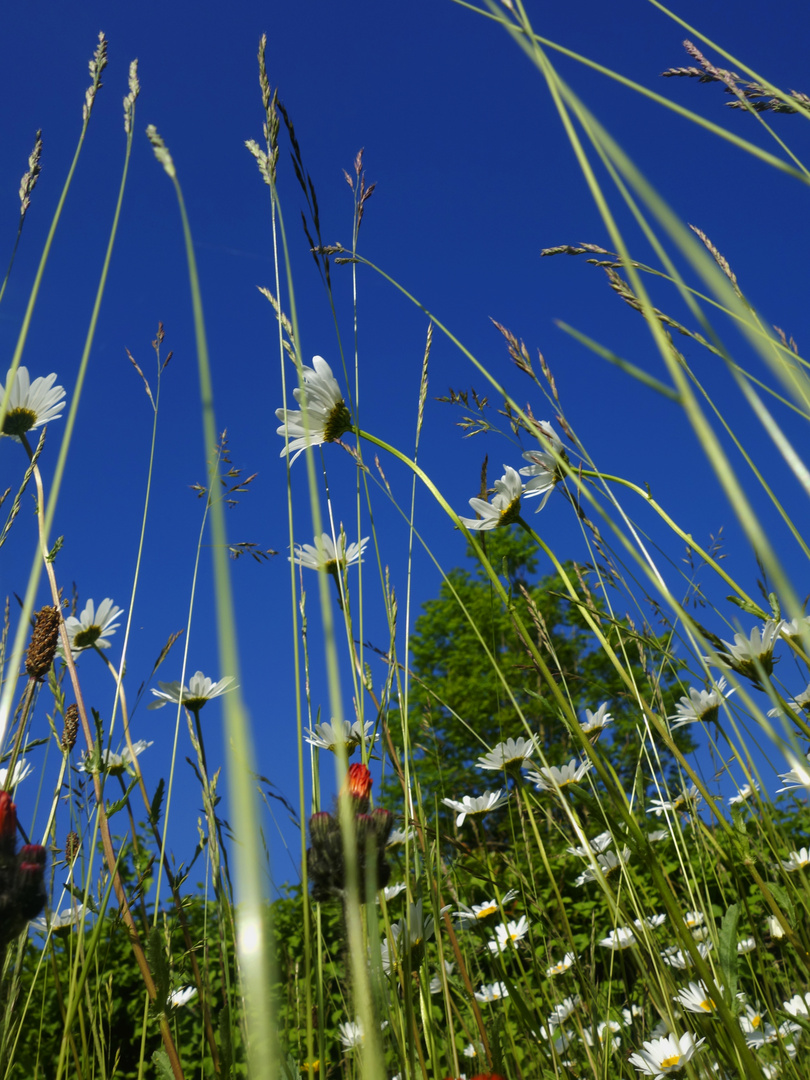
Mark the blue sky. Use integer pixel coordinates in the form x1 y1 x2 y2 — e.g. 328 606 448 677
2 0 810 895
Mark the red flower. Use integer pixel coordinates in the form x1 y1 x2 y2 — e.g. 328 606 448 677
343 762 372 800
0 791 17 844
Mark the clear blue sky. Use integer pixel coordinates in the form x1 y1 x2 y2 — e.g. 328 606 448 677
2 0 810 895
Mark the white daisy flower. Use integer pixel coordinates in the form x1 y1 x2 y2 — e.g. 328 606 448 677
168 986 197 1008
567 830 613 857
675 980 719 1014
573 847 630 886
0 366 66 439
633 914 667 930
475 736 537 772
728 781 760 806
783 992 810 1018
628 1031 704 1076
79 740 153 777
766 915 786 939
518 424 565 510
599 927 636 950
583 1020 621 1048
668 678 732 727
386 827 414 847
647 785 702 816
777 756 810 792
441 790 510 827
548 995 581 1025
0 759 33 788
149 670 236 712
338 1019 364 1050
580 702 613 736
32 903 90 933
458 466 523 531
276 355 351 463
527 757 593 792
660 941 713 969
737 936 756 954
622 1004 644 1026
779 616 810 642
648 829 670 843
474 981 509 1002
429 960 454 994
303 719 378 755
453 889 518 928
487 915 530 954
291 531 368 572
712 622 781 680
780 847 810 872
546 952 576 977
683 911 705 929
381 883 407 903
62 598 123 656
380 900 436 974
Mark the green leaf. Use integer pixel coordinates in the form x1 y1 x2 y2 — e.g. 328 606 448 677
718 902 740 1001
726 594 768 619
151 1048 175 1080
768 881 795 926
147 925 171 1012
106 777 139 817
150 778 166 827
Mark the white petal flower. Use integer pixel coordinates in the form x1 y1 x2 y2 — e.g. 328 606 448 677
583 1021 621 1048
487 916 530 954
441 790 510 827
683 911 705 929
783 992 810 1018
303 719 378 755
380 900 436 974
737 936 756 954
149 670 236 711
381 883 407 903
386 827 414 847
79 740 153 777
527 758 593 793
32 903 89 933
580 702 613 736
0 758 33 788
548 995 581 1025
459 466 523 531
660 941 713 969
628 1032 704 1077
675 980 719 1014
62 598 123 656
476 736 537 772
518 425 565 510
545 951 576 976
599 927 636 950
633 913 667 930
428 959 454 994
728 781 760 806
168 986 198 1008
338 1019 364 1050
711 622 781 680
668 678 733 728
777 756 810 793
780 847 810 872
276 356 352 463
574 847 630 887
647 785 702 817
453 889 518 927
567 830 613 857
291 531 368 572
0 366 66 440
474 981 509 1002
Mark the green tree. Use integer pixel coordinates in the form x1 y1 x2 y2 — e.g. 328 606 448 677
383 528 694 838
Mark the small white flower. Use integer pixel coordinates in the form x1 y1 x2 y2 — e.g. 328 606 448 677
683 911 705 929
338 1019 364 1050
149 671 236 711
381 883 407 902
580 702 613 736
168 986 197 1008
528 758 593 792
599 927 636 950
518 425 565 510
668 678 732 727
79 740 153 777
545 952 576 977
380 900 436 974
574 847 630 886
0 759 33 788
303 719 378 755
633 914 667 930
429 960 454 994
453 889 518 928
548 995 581 1025
386 827 414 847
628 1032 704 1077
648 829 670 843
647 785 702 817
660 941 713 969
476 736 537 772
780 847 810 872
487 915 530 954
583 1021 621 1048
777 756 810 793
676 980 719 1014
783 992 810 1018
474 981 509 1002
0 366 66 439
728 781 760 806
276 356 352 463
712 622 781 680
737 936 756 954
62 598 123 656
622 1004 644 1026
766 914 786 939
291 531 368 573
459 466 524 531
441 790 510 827
567 830 613 857
32 903 89 933
779 616 810 642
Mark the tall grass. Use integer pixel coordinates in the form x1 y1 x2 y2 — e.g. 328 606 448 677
2 5 810 1079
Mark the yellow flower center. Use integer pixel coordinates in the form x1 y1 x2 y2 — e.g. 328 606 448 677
73 625 102 649
498 495 522 526
476 905 497 919
2 407 36 436
660 1054 681 1068
700 998 714 1011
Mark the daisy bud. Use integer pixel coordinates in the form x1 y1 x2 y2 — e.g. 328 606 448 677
25 605 61 680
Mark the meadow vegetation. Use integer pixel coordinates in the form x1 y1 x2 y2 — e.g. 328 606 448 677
2 5 810 1079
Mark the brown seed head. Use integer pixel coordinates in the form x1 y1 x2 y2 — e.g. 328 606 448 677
26 606 62 680
62 705 79 752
